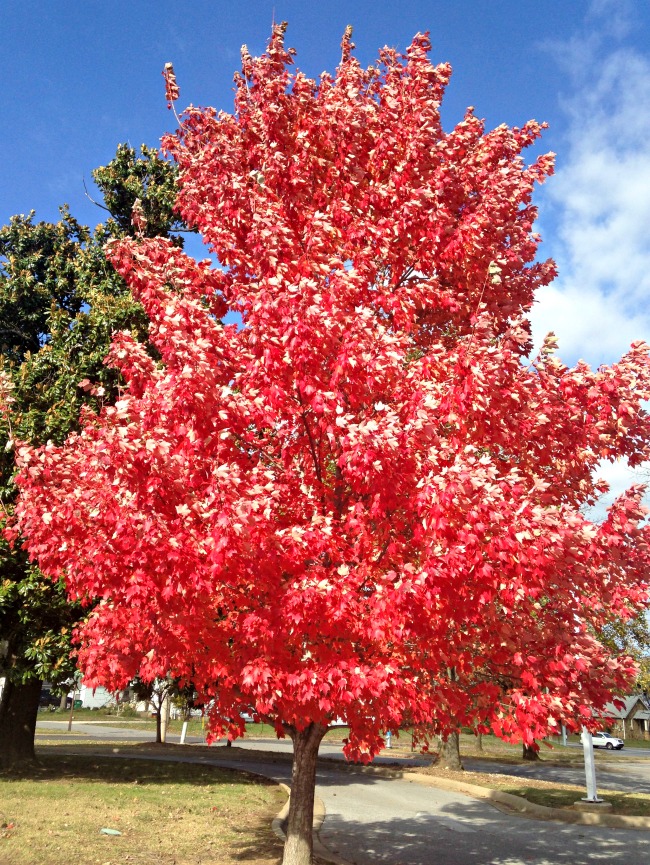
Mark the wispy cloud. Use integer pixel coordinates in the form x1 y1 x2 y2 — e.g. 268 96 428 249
531 1 650 369
529 2 650 513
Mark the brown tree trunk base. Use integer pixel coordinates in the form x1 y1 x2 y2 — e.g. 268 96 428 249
282 722 327 865
0 678 42 769
522 743 540 761
438 731 463 770
155 709 162 744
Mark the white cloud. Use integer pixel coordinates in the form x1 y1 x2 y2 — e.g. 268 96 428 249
530 6 650 369
533 281 648 366
585 457 646 522
529 4 650 521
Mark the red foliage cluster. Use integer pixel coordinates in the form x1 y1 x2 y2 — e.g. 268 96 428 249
10 26 650 760
162 62 180 108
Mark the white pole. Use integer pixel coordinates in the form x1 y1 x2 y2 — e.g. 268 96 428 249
385 731 392 749
180 720 188 745
561 724 567 746
581 727 601 802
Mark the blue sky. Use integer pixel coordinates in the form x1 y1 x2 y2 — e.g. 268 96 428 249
3 2 649 366
3 0 650 507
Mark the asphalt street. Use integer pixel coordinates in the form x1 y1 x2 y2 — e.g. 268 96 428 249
36 720 650 865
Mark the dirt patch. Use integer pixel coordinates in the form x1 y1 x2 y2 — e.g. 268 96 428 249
415 764 579 792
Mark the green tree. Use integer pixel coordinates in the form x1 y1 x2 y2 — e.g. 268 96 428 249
598 614 650 693
0 145 181 768
92 143 187 241
130 677 173 744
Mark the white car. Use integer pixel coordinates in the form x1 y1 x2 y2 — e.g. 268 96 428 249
592 731 624 750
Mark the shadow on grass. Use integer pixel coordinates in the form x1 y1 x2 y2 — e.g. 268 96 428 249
2 750 279 791
221 815 284 864
31 741 409 790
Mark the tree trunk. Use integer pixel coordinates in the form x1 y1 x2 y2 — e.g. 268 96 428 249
59 692 67 711
155 708 162 743
0 678 42 769
475 732 484 752
282 723 327 865
160 694 170 743
438 731 463 770
522 743 540 761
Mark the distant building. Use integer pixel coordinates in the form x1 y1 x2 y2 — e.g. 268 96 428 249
602 694 650 740
77 683 115 709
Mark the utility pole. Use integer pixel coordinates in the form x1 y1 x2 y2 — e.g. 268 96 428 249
574 727 611 812
580 727 600 802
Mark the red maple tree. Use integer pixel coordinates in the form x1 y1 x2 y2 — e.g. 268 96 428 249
9 25 650 864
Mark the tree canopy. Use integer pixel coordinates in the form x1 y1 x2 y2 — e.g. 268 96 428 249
9 25 650 864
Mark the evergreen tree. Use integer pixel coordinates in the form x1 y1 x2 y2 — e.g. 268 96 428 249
0 145 182 768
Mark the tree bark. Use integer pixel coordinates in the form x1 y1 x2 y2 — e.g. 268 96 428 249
475 732 484 752
282 723 327 865
0 678 42 769
160 694 170 743
522 743 540 761
154 707 162 743
438 731 463 770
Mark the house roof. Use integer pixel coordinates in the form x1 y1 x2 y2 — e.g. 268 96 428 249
602 695 650 720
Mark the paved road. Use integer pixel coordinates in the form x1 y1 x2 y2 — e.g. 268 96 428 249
312 771 650 865
36 720 650 865
546 740 650 759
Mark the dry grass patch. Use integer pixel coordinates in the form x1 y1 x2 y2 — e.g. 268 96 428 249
416 765 650 816
0 753 286 865
504 786 650 816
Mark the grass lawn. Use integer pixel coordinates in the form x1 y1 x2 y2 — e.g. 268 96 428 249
416 765 650 817
38 709 353 744
0 753 286 865
505 786 650 816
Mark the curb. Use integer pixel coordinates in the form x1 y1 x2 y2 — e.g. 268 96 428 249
405 772 650 830
272 784 350 865
270 783 292 841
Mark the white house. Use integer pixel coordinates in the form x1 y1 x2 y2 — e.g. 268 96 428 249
76 683 117 709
